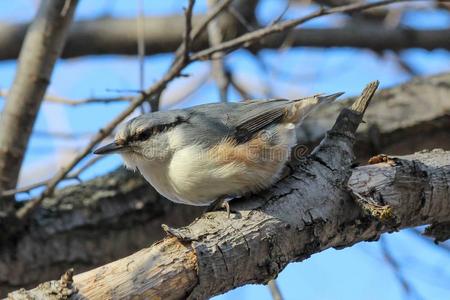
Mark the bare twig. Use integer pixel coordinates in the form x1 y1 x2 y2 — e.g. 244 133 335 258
267 279 284 300
228 72 252 99
69 155 106 181
33 130 92 140
172 0 235 61
227 5 257 31
2 155 105 197
0 89 134 105
182 1 195 63
269 0 291 25
161 70 210 108
137 0 146 113
207 0 230 101
191 0 419 60
379 238 417 298
0 0 79 212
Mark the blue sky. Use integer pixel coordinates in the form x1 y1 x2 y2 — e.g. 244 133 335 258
0 1 449 299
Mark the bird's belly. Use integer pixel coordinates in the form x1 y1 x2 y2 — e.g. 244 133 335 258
135 157 227 206
166 143 290 205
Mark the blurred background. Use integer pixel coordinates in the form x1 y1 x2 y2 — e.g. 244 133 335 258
0 0 449 299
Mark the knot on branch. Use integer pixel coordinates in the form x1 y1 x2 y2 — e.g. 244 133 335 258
425 221 450 243
8 268 77 300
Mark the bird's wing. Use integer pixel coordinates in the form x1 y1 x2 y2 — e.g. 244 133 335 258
233 99 291 142
186 94 342 145
184 101 288 145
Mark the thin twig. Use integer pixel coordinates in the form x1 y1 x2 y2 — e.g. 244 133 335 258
33 130 93 140
182 1 195 63
14 0 197 220
267 279 284 300
379 237 426 300
137 0 146 113
0 89 133 105
227 72 252 99
227 5 256 32
69 155 106 181
2 155 106 197
172 0 235 61
161 70 210 108
191 0 418 60
269 0 291 25
207 0 230 102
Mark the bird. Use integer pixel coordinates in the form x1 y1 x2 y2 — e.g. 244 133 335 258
94 93 343 215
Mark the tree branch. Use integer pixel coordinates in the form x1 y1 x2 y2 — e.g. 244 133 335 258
259 26 450 52
0 7 448 61
207 0 230 102
0 0 79 211
190 0 435 61
1 72 449 296
8 82 450 299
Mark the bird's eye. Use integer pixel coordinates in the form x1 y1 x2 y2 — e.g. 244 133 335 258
136 129 152 141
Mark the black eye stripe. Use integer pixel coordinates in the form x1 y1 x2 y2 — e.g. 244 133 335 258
133 120 185 141
136 129 152 141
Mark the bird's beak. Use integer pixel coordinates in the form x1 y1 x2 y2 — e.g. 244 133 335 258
93 142 126 155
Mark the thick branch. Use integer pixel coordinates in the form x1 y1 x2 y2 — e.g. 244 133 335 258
260 26 450 52
0 0 78 210
71 149 450 299
0 18 448 61
0 73 449 296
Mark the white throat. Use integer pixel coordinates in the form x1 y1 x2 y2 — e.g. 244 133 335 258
120 152 187 204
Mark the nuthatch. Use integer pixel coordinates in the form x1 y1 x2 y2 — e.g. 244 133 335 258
94 93 343 214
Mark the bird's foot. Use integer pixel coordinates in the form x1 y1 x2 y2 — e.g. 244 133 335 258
205 197 236 218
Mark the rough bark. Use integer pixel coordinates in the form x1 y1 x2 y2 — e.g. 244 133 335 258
0 17 448 61
7 82 450 299
0 0 78 211
67 149 448 300
0 73 449 296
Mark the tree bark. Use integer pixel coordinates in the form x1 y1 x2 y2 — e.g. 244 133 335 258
6 81 450 299
0 73 449 296
0 0 78 211
0 17 448 61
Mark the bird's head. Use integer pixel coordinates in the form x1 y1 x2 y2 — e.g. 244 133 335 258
94 110 190 169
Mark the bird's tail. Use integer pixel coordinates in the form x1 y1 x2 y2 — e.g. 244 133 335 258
284 92 344 124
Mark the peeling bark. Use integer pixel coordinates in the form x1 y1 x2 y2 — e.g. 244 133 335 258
1 73 449 296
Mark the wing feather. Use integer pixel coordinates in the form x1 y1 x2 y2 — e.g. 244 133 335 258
234 99 290 142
